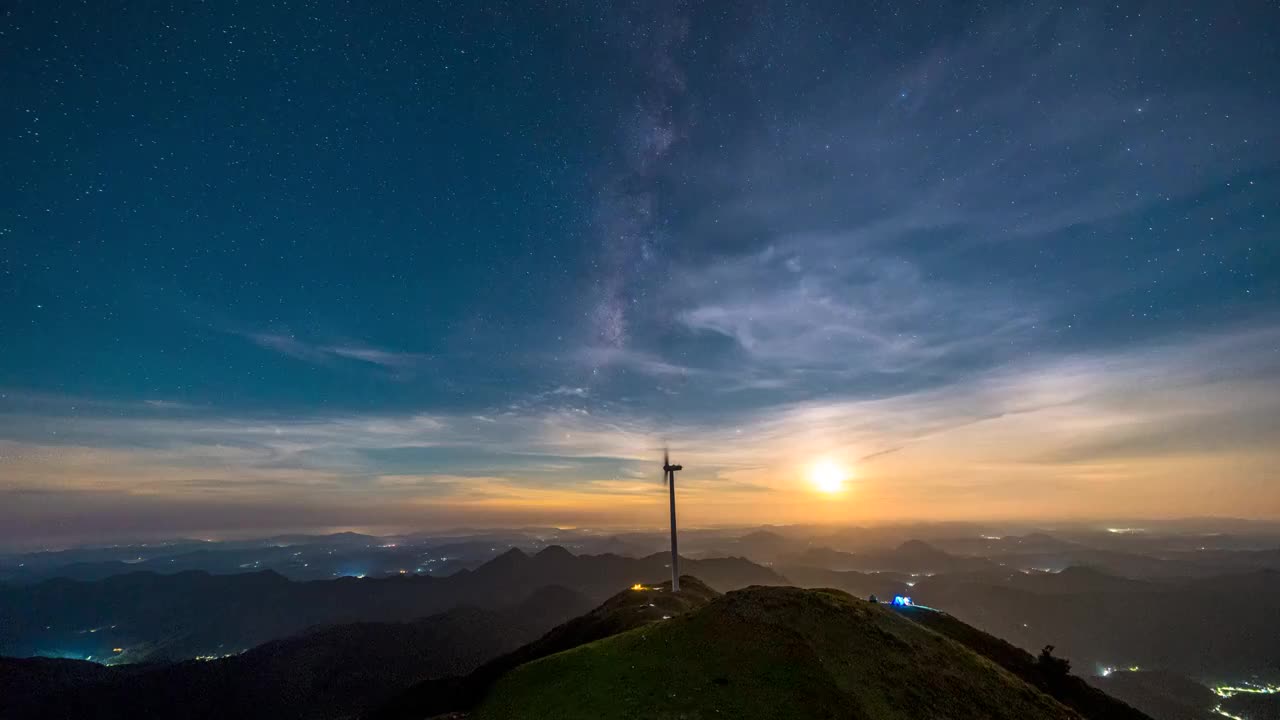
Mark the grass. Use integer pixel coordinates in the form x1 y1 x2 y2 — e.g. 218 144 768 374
893 605 1150 720
367 576 720 720
474 586 1083 720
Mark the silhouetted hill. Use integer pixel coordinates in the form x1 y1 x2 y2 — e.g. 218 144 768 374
3 586 595 720
1027 565 1148 593
0 546 783 661
0 657 137 717
777 540 997 575
468 585 1086 719
720 530 800 561
905 565 1148 597
371 576 720 720
776 564 911 599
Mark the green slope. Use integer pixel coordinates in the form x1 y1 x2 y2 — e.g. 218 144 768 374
474 585 1084 720
368 576 720 720
891 605 1150 720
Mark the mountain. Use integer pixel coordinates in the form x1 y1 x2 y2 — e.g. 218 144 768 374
1010 565 1150 594
776 564 912 600
3 586 595 720
468 584 1092 719
376 576 1149 720
371 576 721 720
715 530 800 562
0 546 784 661
0 657 131 717
777 540 997 575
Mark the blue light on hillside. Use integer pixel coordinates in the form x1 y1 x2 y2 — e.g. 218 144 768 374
892 595 913 606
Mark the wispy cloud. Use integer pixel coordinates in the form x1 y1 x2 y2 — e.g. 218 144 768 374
2 2 1278 546
4 324 1279 539
144 399 195 410
674 240 1039 382
578 346 698 378
246 333 430 374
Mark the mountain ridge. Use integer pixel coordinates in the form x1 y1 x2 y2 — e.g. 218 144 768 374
0 546 786 661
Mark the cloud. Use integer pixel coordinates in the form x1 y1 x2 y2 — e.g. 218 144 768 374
4 323 1279 541
675 240 1039 380
562 1 1280 423
326 346 430 370
246 333 430 373
144 399 195 410
3 2 1279 545
677 5 1278 255
578 346 698 378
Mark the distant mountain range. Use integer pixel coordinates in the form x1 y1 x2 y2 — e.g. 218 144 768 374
2 585 595 720
777 539 1000 575
5 529 1280 719
0 545 785 662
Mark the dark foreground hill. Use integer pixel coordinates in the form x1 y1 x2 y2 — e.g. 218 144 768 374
473 584 1084 720
380 579 1150 720
891 604 1148 720
2 586 595 720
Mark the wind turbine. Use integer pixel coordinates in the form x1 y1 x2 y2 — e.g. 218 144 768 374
662 447 683 592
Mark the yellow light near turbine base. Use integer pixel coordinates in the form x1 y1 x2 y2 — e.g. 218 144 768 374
810 460 847 494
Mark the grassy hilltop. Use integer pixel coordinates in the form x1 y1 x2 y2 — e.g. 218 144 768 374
473 585 1083 720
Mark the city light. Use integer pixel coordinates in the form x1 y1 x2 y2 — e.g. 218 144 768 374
1213 682 1280 699
1199 679 1275 719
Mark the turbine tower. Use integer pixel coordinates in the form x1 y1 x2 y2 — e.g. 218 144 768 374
663 447 683 592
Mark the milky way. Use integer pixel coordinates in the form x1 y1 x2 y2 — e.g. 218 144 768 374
589 1 691 355
1 1 1278 544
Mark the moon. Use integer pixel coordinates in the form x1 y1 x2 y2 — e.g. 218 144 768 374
810 460 848 494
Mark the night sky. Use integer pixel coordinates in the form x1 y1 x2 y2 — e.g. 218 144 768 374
2 1 1278 546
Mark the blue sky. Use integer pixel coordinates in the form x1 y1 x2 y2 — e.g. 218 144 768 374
1 1 1278 545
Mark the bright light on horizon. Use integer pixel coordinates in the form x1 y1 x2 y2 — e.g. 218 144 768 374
810 460 849 494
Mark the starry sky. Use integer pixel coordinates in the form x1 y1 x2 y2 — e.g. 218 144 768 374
2 0 1278 546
